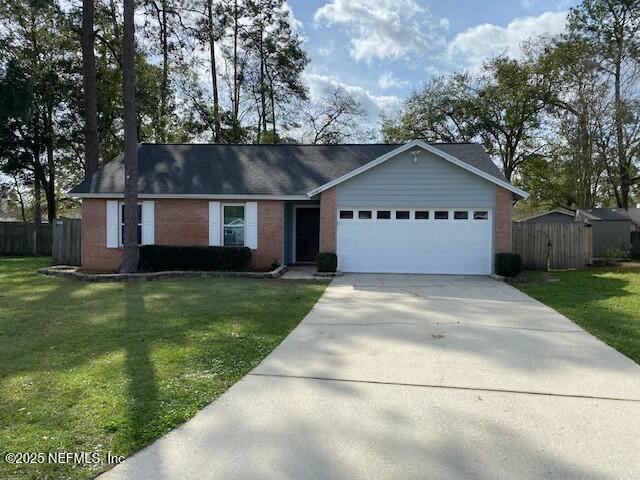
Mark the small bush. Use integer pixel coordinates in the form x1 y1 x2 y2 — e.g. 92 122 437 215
495 252 522 277
317 252 338 273
139 245 251 272
600 246 630 265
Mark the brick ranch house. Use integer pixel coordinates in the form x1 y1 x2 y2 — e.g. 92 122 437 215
69 140 528 274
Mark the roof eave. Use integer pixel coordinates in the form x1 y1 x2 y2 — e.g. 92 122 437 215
69 193 310 201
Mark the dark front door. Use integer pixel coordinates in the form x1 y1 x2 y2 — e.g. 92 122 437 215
295 207 320 263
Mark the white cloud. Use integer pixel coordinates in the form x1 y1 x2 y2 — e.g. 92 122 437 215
313 0 445 61
281 2 303 33
317 40 336 57
447 11 567 70
305 72 401 133
439 18 450 30
378 71 408 90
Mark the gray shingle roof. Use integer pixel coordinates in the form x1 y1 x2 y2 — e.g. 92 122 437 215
578 208 633 221
69 143 508 196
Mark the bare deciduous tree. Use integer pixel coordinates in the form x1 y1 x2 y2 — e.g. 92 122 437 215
303 87 370 144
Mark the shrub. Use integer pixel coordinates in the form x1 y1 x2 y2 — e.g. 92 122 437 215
138 245 251 272
317 252 338 273
597 246 630 266
495 252 522 277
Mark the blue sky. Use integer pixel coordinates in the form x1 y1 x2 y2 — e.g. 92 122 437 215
287 0 579 127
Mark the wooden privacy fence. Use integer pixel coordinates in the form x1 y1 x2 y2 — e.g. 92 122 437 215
52 219 82 266
632 231 640 258
513 222 593 270
0 222 52 256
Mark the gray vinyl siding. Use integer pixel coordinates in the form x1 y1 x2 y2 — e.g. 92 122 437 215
591 220 632 256
336 150 496 208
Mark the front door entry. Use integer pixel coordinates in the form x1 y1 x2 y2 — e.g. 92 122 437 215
295 208 320 263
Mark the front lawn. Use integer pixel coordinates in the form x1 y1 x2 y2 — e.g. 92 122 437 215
515 263 640 365
0 257 326 480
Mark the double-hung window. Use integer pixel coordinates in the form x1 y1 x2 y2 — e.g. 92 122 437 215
223 204 245 246
119 203 142 246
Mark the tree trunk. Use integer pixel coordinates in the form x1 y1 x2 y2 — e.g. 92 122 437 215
159 0 169 142
231 0 240 141
207 0 221 142
33 175 41 225
259 28 267 142
121 0 139 273
45 136 56 222
267 71 276 142
613 45 629 209
82 0 99 177
13 176 27 222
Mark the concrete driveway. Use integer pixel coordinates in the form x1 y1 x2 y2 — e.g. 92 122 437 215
100 274 640 480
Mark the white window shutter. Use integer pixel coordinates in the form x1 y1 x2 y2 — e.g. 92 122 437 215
209 201 221 246
106 200 119 248
245 201 258 249
141 201 155 245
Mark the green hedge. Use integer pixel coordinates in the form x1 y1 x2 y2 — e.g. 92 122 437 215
139 245 251 272
317 252 337 273
495 252 522 277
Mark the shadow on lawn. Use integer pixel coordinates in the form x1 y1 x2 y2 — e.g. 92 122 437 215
0 264 318 455
123 282 159 447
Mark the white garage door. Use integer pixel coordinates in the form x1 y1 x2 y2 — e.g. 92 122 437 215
337 208 493 275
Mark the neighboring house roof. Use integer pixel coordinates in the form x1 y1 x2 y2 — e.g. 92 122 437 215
69 141 526 199
577 208 633 222
519 208 575 222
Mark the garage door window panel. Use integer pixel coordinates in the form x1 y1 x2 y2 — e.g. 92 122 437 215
454 211 469 220
358 210 372 219
340 210 354 219
377 210 391 219
415 211 429 220
396 210 410 220
435 211 449 220
474 211 489 220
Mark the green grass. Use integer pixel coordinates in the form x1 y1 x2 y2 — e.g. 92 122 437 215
0 257 326 480
515 263 640 365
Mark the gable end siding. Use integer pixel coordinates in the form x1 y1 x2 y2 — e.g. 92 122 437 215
336 150 496 208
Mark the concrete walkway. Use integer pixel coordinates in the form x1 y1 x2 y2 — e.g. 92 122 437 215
99 274 640 480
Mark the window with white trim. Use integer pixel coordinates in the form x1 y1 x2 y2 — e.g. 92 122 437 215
119 203 142 246
454 211 469 220
474 211 489 220
377 210 391 219
358 210 372 219
339 210 354 219
395 210 410 219
223 204 245 246
434 211 449 220
415 210 429 220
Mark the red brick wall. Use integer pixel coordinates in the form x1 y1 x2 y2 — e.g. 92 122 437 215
319 187 337 253
252 201 284 270
155 199 209 245
80 198 284 272
495 187 513 253
81 199 122 272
